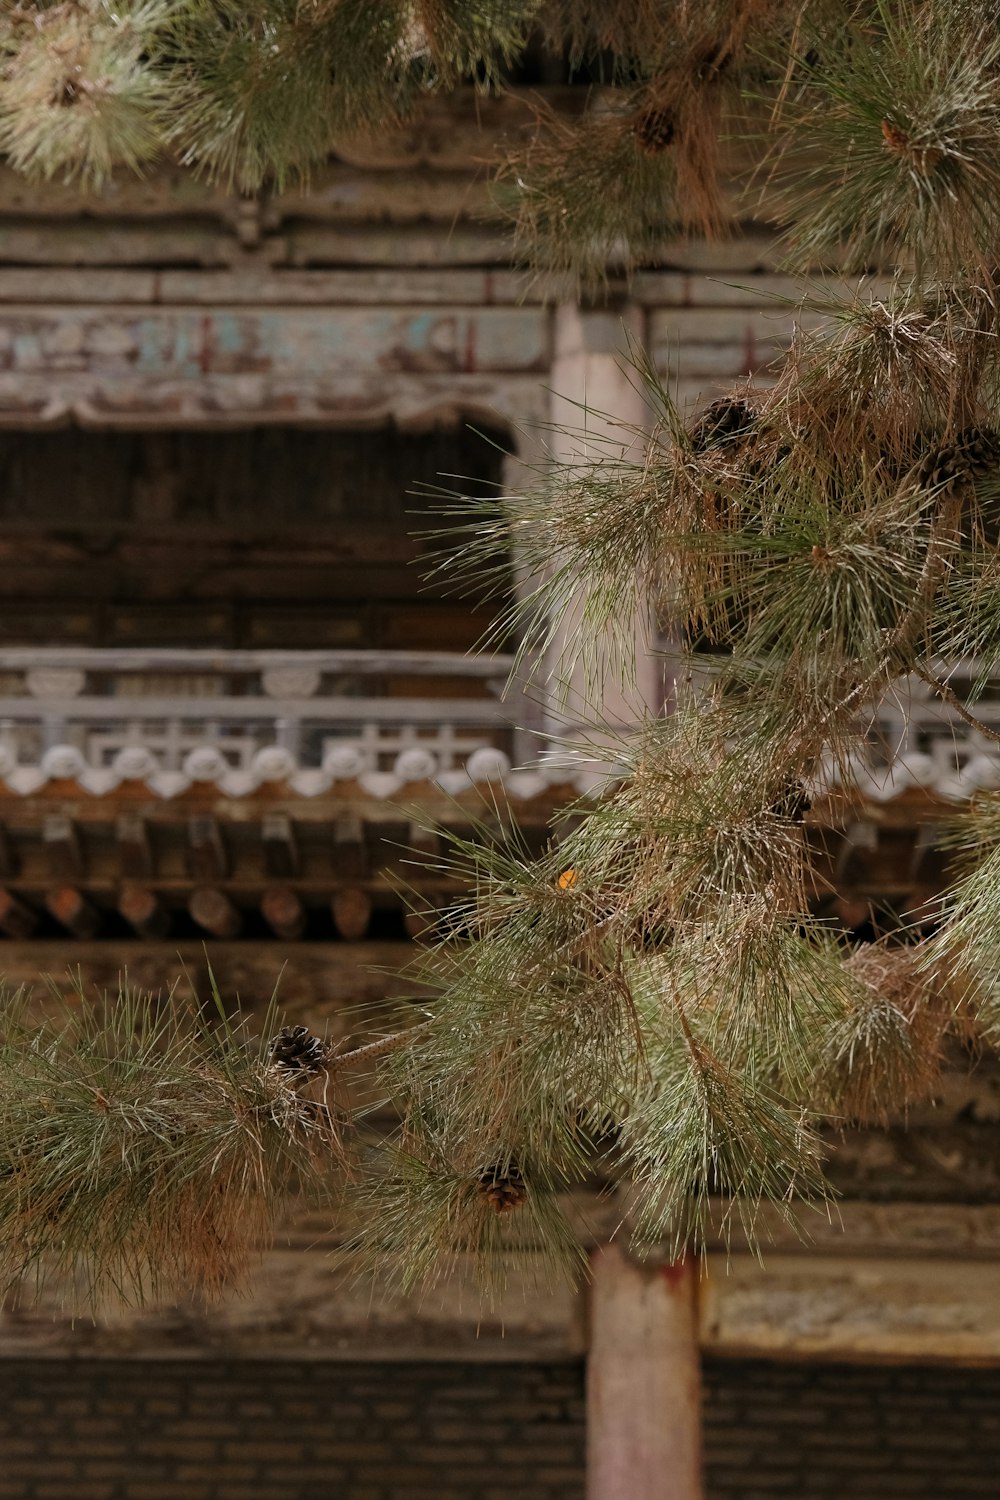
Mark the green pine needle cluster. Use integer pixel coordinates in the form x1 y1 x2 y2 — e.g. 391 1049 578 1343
4 1 1000 1304
0 979 338 1307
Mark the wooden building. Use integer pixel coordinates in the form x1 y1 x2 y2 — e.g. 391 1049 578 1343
0 93 998 1500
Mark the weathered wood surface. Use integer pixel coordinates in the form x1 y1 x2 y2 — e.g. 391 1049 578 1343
0 1248 588 1364
0 887 36 940
701 1252 1000 1364
0 305 550 377
261 885 306 940
118 882 171 940
0 940 419 1025
45 886 100 939
5 1207 1000 1363
0 264 854 311
188 885 242 940
331 888 373 941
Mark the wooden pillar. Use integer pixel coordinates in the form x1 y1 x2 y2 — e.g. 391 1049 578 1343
587 1244 704 1500
547 306 665 740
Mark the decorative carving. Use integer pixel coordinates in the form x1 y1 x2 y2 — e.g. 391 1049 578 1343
261 667 321 699
25 667 85 698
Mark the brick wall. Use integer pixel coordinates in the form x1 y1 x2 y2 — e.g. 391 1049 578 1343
0 1359 586 1500
703 1357 1000 1500
5 1353 1000 1499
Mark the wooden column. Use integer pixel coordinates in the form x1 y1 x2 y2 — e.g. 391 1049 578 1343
587 1245 703 1500
547 306 664 736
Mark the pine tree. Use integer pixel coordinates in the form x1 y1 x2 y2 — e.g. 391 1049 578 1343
3 0 1000 1304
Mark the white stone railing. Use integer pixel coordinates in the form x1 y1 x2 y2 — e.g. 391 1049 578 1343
818 660 1000 803
0 648 564 800
3 648 996 804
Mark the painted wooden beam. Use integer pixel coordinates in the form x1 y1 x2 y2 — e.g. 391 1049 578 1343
262 813 299 878
116 815 155 880
700 1251 1000 1364
42 815 83 880
187 817 228 882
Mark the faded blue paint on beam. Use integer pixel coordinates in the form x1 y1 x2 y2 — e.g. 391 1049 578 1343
0 307 550 379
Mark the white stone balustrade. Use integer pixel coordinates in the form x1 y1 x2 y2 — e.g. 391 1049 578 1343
1 648 997 803
0 647 567 801
814 661 1000 803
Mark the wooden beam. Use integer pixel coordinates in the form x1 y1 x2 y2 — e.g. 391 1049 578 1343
331 887 372 941
0 646 518 678
333 816 366 881
261 885 306 941
262 813 298 878
45 886 100 940
0 889 37 941
188 886 241 940
118 884 170 941
404 823 442 938
0 940 416 1019
187 817 228 882
700 1251 1000 1364
116 815 154 880
43 815 83 880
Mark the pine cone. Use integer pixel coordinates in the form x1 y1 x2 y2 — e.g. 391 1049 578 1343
478 1165 527 1214
270 1024 328 1076
689 397 756 453
915 427 1000 492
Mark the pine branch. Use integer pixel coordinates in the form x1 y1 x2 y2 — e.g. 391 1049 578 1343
914 664 1000 746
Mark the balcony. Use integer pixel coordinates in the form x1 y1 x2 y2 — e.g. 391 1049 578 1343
0 646 568 802
0 648 996 807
